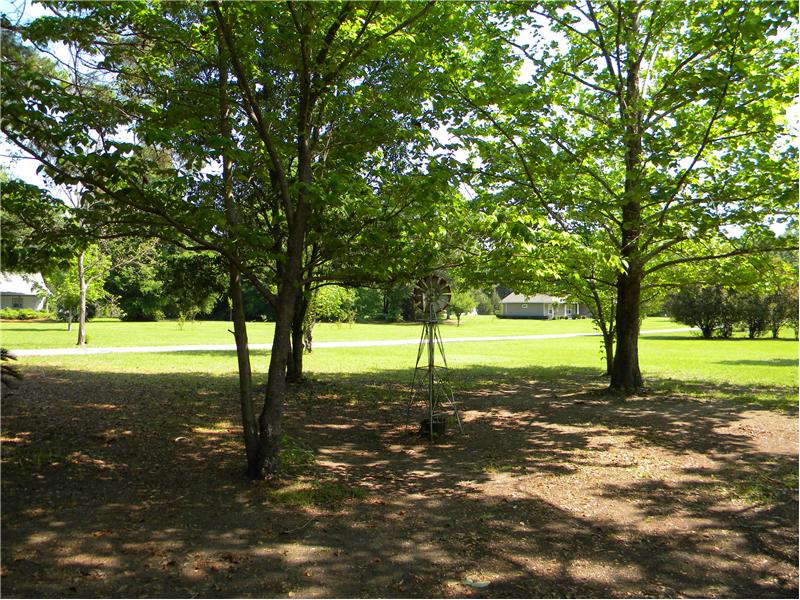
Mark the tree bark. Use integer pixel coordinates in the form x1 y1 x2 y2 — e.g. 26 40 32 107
287 289 308 383
609 5 644 394
254 85 312 475
610 262 643 391
76 251 87 346
256 276 299 476
228 265 260 477
603 332 614 376
218 30 259 477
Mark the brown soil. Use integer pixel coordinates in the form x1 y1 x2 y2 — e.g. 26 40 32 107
1 367 797 598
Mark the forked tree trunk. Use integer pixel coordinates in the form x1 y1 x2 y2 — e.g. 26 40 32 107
254 189 309 477
76 251 87 346
255 286 296 476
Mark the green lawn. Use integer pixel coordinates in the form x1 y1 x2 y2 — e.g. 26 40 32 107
1 314 678 349
10 316 797 408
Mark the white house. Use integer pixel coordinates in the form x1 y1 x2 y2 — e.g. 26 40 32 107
0 272 49 311
500 293 592 319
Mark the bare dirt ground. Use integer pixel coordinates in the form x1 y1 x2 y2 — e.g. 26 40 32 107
1 366 797 598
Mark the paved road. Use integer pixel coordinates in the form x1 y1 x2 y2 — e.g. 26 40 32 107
13 327 696 357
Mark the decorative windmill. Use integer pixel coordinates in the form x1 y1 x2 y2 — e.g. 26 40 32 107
407 275 463 441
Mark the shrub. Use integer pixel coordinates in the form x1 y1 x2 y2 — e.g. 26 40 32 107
767 286 799 339
664 285 728 338
665 284 783 339
0 308 50 320
734 292 769 339
313 285 356 323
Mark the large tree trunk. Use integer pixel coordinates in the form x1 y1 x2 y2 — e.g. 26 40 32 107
609 5 644 394
610 263 643 391
76 251 87 346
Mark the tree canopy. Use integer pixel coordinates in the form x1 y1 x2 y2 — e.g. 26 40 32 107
448 0 797 391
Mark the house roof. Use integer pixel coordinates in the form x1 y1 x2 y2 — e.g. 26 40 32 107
0 272 48 296
501 293 565 304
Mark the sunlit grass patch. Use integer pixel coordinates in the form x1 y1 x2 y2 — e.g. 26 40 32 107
651 378 799 413
470 457 521 474
278 435 316 476
266 479 367 509
713 463 799 505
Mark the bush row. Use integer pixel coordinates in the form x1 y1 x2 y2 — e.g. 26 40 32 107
0 308 51 320
664 285 798 339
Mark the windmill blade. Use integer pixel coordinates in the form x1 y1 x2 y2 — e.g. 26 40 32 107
412 275 452 314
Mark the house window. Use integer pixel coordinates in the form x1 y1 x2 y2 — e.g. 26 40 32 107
11 296 23 309
566 308 572 315
521 304 528 308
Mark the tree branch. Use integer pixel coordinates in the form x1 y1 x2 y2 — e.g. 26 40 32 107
645 244 798 275
210 1 294 224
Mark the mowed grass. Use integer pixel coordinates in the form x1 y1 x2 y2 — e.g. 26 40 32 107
13 319 798 408
1 315 678 349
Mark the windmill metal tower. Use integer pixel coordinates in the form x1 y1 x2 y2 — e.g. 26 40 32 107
407 275 463 441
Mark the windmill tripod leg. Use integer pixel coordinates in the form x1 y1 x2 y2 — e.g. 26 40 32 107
404 323 428 433
407 317 463 441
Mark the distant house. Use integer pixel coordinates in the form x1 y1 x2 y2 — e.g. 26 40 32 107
500 293 592 319
0 273 48 311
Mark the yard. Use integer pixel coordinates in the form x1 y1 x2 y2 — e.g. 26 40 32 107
1 316 797 597
2 314 657 350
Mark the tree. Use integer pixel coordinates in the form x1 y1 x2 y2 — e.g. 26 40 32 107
313 286 356 323
664 285 729 339
677 241 799 340
785 286 800 340
451 1 797 392
43 245 110 336
449 289 477 326
353 287 384 320
767 286 799 339
3 3 473 477
159 250 228 328
733 291 769 339
471 289 500 315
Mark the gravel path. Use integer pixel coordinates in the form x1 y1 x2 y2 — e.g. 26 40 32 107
13 327 695 356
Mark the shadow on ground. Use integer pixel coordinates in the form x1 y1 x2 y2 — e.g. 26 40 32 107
1 363 797 598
